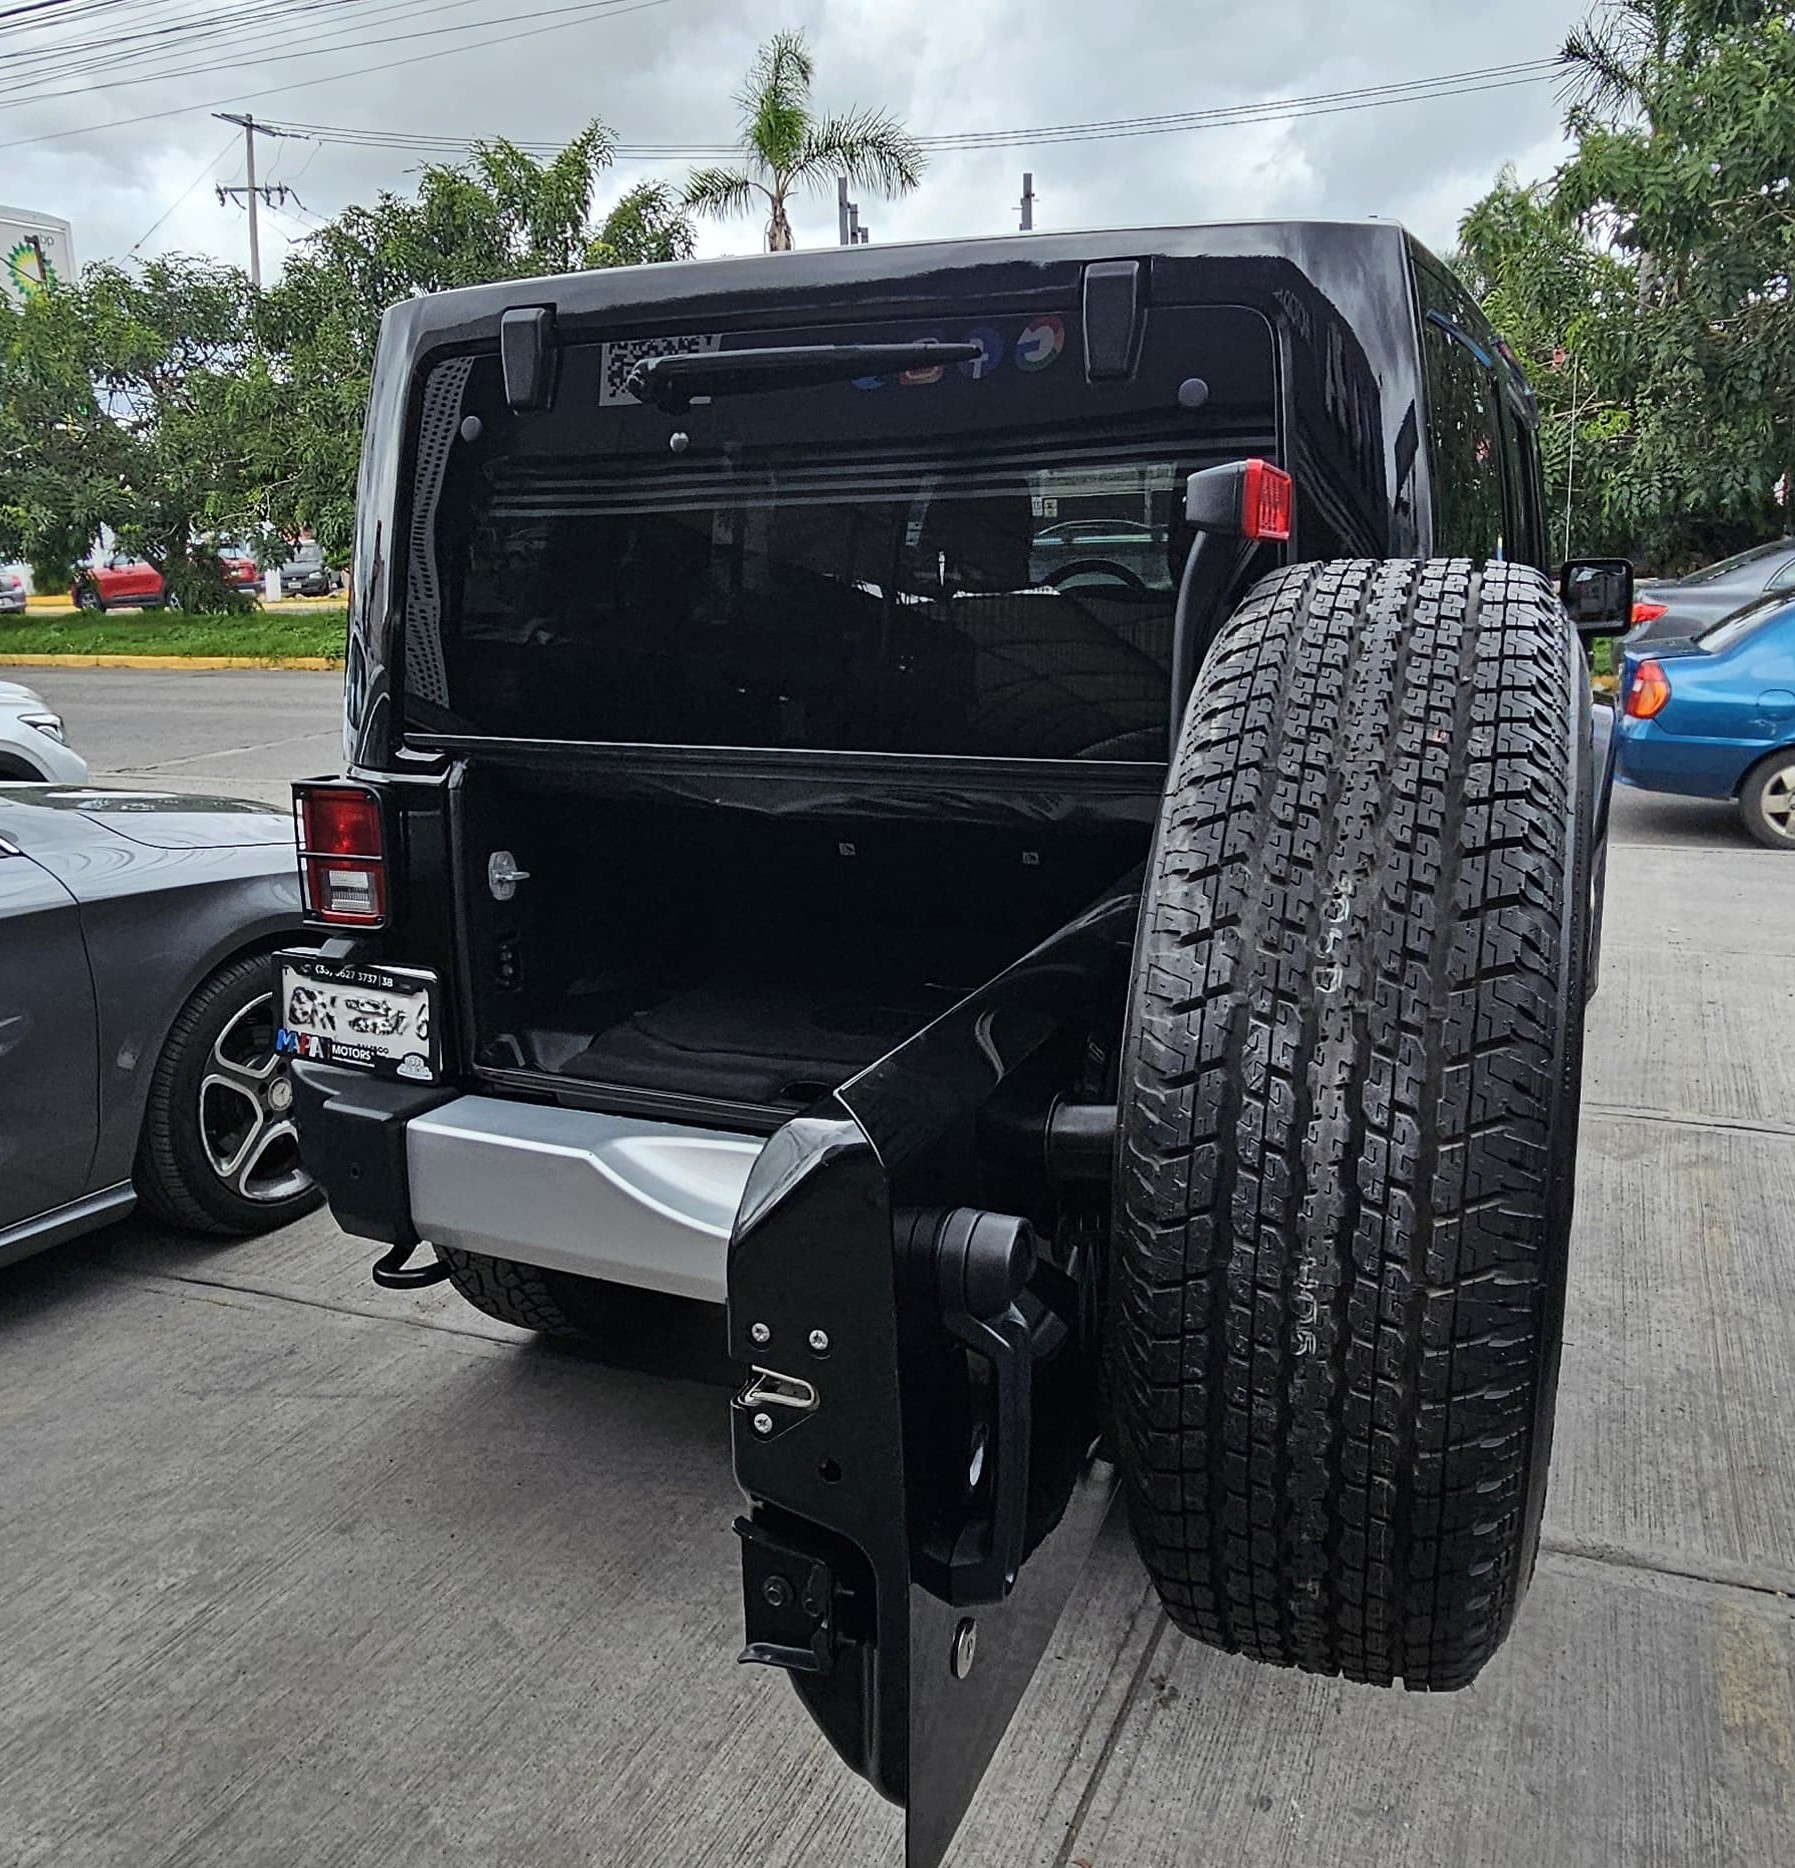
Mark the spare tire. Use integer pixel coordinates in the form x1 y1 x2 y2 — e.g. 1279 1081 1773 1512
1110 558 1592 1691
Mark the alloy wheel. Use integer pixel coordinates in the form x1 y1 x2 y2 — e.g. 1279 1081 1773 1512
1758 761 1795 843
197 991 312 1204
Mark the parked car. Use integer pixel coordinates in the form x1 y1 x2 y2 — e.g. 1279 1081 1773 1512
0 787 317 1273
0 680 88 782
1630 536 1795 643
72 552 258 611
72 555 166 611
0 567 25 614
1028 516 1172 590
219 549 260 592
275 542 341 598
284 221 1631 1859
1617 593 1795 846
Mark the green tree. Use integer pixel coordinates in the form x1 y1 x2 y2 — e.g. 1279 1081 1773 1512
1459 2 1795 565
0 255 262 607
1455 168 1644 558
682 30 924 252
585 180 698 268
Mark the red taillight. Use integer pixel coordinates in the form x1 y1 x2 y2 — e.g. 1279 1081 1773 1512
1632 599 1668 625
296 783 387 925
1240 459 1294 542
1625 658 1672 721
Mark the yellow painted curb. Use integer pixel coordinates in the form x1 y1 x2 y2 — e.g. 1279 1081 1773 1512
0 653 342 670
21 601 343 618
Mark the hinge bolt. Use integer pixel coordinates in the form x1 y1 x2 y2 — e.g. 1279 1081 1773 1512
752 1411 775 1436
950 1617 978 1679
762 1575 793 1608
808 1328 830 1354
749 1322 771 1345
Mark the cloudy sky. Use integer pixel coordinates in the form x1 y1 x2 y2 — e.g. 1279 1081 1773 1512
1 0 1592 279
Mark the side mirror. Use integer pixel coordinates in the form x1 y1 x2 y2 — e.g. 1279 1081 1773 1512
1559 557 1634 637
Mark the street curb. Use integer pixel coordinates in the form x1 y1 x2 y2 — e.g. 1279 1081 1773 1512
0 654 343 670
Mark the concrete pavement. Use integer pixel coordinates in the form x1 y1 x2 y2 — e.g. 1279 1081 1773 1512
10 664 345 809
1 667 1791 1867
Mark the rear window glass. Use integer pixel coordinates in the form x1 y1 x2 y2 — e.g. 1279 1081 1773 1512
401 305 1277 762
1698 596 1789 652
1683 539 1795 586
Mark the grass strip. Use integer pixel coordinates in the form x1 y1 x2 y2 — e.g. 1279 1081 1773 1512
0 608 347 661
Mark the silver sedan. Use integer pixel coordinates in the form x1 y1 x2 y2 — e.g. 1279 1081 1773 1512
0 786 318 1270
0 680 88 783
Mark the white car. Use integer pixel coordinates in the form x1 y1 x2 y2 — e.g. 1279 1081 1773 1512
0 681 88 782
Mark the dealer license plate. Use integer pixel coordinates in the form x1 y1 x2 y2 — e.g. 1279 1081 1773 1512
276 953 440 1081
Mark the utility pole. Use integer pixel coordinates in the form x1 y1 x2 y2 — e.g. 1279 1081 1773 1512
1019 172 1035 232
213 111 295 287
837 177 869 246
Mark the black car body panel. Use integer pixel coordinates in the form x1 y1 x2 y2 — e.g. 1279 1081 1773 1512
0 788 303 1257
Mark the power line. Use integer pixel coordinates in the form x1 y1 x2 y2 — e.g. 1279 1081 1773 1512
0 0 667 113
927 70 1559 151
919 60 1560 147
261 58 1562 166
0 0 673 149
0 2 383 98
0 0 129 27
127 125 237 254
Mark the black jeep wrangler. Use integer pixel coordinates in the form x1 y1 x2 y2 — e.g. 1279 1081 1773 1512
282 222 1629 1865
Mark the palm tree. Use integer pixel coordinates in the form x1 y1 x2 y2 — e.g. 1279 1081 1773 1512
682 31 924 252
1558 1 1771 125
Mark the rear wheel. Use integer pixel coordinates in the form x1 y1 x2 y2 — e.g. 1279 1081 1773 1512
136 954 321 1236
1739 749 1795 849
1110 558 1590 1691
434 1245 608 1337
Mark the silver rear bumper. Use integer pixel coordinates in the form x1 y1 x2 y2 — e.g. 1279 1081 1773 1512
406 1095 764 1303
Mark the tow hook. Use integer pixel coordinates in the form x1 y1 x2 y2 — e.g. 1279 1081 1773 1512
370 1240 453 1289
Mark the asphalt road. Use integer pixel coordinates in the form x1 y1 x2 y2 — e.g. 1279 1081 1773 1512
2 665 1792 1868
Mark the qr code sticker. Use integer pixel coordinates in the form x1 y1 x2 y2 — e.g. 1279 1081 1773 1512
600 333 722 406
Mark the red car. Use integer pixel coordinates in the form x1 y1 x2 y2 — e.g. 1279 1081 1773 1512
73 552 258 611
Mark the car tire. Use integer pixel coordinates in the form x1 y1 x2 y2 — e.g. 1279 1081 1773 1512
1110 558 1592 1692
135 952 322 1237
74 582 104 612
1738 749 1795 849
434 1245 608 1337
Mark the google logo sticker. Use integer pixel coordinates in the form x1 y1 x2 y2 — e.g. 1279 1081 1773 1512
1016 315 1065 372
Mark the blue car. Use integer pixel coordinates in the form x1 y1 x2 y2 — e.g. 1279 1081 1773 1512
1617 595 1795 847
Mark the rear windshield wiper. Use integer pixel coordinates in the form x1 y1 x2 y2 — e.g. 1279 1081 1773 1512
626 342 983 411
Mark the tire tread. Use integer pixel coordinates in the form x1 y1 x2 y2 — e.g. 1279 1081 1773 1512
434 1246 596 1337
1111 557 1582 1691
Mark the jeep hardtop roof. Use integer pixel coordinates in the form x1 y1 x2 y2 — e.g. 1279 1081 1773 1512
372 217 1418 355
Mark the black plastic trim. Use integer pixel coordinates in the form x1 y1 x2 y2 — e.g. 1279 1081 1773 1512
290 1060 455 1247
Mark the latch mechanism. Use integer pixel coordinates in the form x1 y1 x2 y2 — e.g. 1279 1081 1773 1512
487 849 531 902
